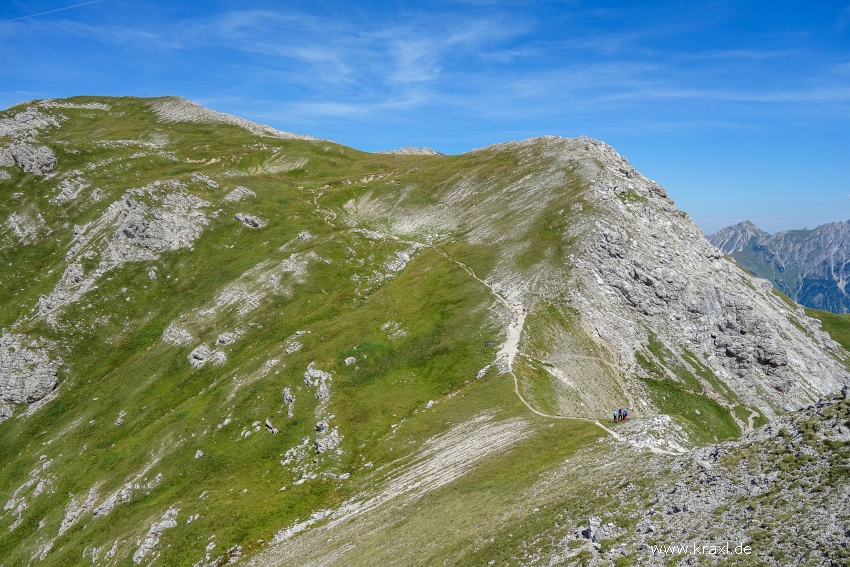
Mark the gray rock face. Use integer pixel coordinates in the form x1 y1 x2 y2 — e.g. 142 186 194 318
283 387 294 417
577 145 847 413
585 517 613 543
9 144 57 175
161 324 194 346
216 331 237 345
315 427 340 453
132 508 179 564
303 363 331 388
0 333 58 403
52 175 88 203
5 210 47 245
265 419 278 434
0 147 13 167
285 341 302 355
235 212 265 228
58 487 99 537
187 345 226 368
710 219 850 313
38 181 210 318
117 195 204 254
0 107 63 140
0 402 14 423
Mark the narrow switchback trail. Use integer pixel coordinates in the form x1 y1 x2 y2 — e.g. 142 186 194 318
419 241 685 456
343 228 640 435
318 190 678 450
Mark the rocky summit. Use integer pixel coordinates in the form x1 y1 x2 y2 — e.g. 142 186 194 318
0 96 848 566
710 218 850 314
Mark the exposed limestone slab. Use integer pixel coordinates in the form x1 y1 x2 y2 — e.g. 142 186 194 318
0 107 63 140
0 333 58 404
132 507 179 563
9 144 57 174
5 210 47 244
235 212 266 228
38 181 210 318
161 324 194 346
223 185 257 202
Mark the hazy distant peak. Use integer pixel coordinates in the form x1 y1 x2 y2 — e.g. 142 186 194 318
375 146 441 155
708 220 769 254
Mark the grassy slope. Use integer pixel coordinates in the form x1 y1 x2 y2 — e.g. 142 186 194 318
0 97 500 564
805 308 850 351
0 97 602 566
0 96 776 565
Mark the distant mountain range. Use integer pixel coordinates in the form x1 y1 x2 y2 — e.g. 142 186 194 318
709 219 850 313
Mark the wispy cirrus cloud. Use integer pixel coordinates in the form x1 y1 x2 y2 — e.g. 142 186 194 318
1 1 849 233
1 2 849 128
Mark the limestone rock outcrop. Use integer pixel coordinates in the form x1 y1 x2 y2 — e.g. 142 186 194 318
4 144 58 174
0 334 59 403
38 181 210 317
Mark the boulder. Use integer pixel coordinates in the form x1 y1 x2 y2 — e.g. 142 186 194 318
10 144 57 174
235 212 265 228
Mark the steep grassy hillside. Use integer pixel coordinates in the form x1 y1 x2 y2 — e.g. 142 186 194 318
806 308 850 352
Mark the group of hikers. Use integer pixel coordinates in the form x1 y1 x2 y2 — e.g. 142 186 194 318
613 407 628 423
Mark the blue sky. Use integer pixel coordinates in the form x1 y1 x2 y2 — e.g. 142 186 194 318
1 1 849 233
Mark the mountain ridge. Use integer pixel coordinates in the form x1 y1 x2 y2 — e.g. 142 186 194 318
0 95 848 566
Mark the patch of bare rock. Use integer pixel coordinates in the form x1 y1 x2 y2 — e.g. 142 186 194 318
188 345 226 368
235 212 266 228
0 107 63 140
132 507 179 563
0 333 59 404
223 186 257 202
38 180 210 318
0 144 57 174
